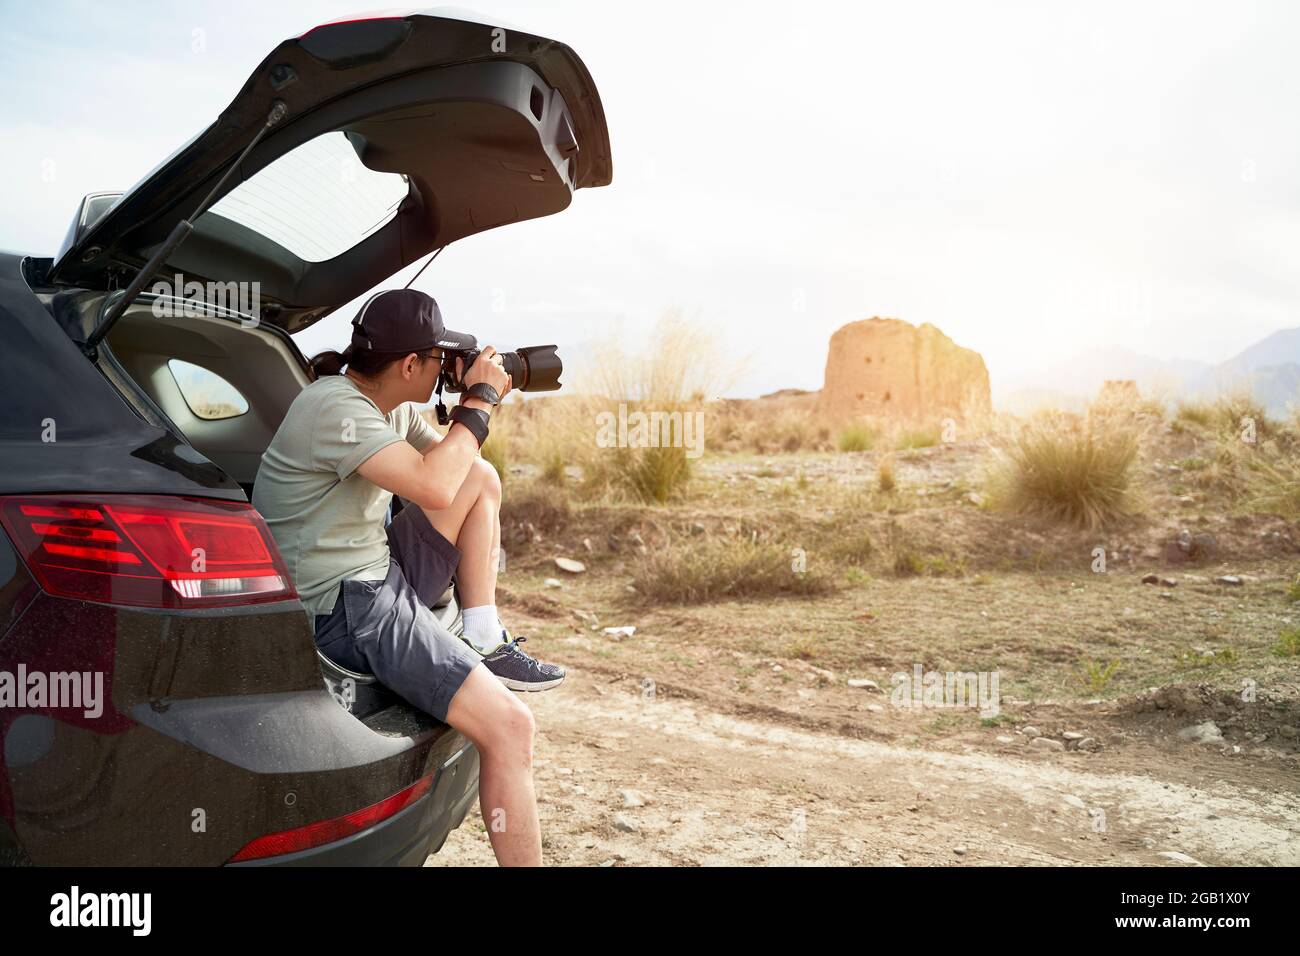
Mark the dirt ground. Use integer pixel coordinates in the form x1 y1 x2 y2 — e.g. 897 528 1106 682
427 664 1299 867
428 421 1300 867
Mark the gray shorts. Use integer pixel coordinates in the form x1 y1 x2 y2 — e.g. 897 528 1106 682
313 504 480 722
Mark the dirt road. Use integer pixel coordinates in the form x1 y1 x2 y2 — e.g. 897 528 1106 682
428 667 1300 867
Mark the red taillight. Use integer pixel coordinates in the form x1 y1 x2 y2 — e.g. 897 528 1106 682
228 775 434 863
0 494 297 609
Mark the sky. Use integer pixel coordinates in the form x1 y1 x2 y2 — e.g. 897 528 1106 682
2 0 1298 398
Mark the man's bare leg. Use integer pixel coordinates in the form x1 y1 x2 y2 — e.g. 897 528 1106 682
421 456 500 607
443 664 541 866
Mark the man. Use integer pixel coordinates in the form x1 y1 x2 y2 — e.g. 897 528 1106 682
252 288 562 866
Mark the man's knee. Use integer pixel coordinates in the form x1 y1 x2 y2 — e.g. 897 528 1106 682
480 695 534 761
473 456 502 501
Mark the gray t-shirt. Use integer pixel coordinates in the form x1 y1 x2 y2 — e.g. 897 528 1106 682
252 375 438 617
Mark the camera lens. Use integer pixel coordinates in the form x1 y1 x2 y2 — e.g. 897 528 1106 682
512 345 562 392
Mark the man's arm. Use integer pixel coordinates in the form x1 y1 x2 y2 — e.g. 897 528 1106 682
357 348 511 510
356 399 488 510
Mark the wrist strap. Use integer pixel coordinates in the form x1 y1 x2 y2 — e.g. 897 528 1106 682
450 405 490 448
465 382 501 407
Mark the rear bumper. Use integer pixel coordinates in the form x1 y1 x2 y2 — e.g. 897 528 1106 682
230 740 480 867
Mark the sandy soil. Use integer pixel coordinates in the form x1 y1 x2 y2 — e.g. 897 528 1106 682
427 667 1300 867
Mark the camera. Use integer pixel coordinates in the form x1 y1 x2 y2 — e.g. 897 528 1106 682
438 340 563 394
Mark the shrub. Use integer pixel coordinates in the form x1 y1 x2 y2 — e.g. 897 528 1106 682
837 424 875 452
987 414 1142 530
894 426 941 450
1274 627 1300 658
877 456 896 493
631 536 836 604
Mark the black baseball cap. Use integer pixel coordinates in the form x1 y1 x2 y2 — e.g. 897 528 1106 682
350 289 477 353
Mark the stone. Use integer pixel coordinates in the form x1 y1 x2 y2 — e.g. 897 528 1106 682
1062 794 1086 810
814 317 990 422
1177 721 1225 745
603 625 636 640
1214 575 1243 586
1157 850 1204 867
995 735 1015 745
1029 737 1065 752
1021 725 1042 738
1062 731 1085 741
554 557 586 573
619 789 648 808
1192 533 1219 561
543 577 563 589
848 678 881 692
1141 573 1160 585
612 813 639 833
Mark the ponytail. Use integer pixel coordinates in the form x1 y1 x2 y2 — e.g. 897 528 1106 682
308 343 438 380
309 345 353 378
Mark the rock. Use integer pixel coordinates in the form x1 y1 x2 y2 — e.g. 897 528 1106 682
1021 725 1042 738
1160 578 1177 587
1192 533 1219 561
603 625 636 640
543 577 563 589
1062 794 1086 810
952 845 968 856
1278 726 1298 740
554 556 586 574
809 666 836 685
1157 850 1205 867
848 678 881 692
612 813 639 833
1214 575 1243 586
691 521 707 535
619 789 648 808
1029 737 1065 752
814 317 990 422
1177 721 1225 745
1062 731 1085 741
1141 573 1160 585
582 537 594 553
995 735 1015 745
1163 541 1188 564
1077 737 1099 752
866 703 884 713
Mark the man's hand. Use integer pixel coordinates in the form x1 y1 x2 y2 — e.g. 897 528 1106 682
460 346 512 410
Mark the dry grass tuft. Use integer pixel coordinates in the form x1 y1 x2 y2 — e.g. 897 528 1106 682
985 412 1144 530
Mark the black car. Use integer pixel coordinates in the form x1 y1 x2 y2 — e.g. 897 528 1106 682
0 9 611 865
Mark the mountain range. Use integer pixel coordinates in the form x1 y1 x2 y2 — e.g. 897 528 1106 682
994 328 1300 416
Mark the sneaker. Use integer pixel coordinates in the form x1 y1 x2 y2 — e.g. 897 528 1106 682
481 633 566 692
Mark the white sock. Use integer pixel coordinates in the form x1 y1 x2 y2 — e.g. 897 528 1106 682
461 604 506 654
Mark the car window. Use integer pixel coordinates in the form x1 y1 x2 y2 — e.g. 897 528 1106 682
202 131 409 263
167 360 249 420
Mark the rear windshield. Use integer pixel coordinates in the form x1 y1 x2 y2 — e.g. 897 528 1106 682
201 131 409 262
